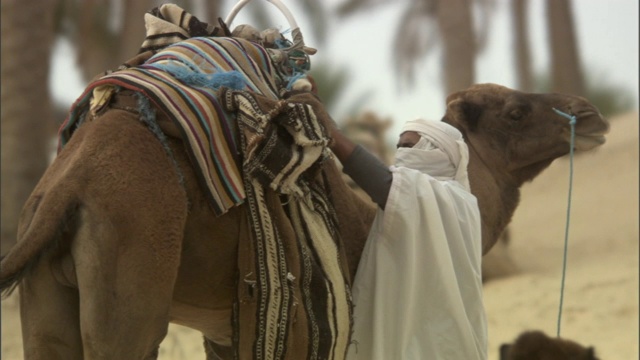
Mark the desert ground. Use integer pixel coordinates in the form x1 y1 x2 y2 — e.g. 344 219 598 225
2 111 638 359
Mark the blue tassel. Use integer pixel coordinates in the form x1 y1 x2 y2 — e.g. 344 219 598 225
151 63 246 90
209 71 246 90
286 72 307 90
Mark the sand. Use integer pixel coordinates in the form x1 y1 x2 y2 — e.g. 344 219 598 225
2 111 638 359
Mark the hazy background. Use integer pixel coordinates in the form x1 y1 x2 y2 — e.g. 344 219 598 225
1 1 638 358
50 0 639 139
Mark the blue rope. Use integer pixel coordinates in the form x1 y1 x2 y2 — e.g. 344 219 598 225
552 107 577 338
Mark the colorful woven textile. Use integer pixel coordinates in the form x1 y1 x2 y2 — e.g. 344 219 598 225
59 36 284 215
222 89 351 360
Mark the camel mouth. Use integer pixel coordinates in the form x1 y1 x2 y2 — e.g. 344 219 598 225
558 109 608 151
575 126 609 137
575 111 610 136
574 134 606 151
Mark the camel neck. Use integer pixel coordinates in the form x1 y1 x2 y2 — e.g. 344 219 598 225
465 135 520 254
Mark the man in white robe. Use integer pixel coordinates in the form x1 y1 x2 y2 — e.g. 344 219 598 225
328 118 487 360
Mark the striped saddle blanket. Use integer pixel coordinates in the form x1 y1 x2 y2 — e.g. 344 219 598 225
59 35 283 215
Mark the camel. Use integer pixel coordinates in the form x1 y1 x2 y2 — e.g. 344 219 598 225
500 330 599 359
0 83 608 359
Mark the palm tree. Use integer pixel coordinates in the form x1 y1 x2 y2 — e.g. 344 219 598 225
1 0 57 255
511 0 534 92
64 0 327 83
58 0 226 83
434 0 476 94
546 0 584 96
61 0 157 82
337 0 494 95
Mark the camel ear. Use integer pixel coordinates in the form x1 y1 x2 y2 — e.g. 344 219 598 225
446 98 482 132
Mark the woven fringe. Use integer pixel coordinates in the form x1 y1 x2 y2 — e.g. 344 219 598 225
225 89 351 360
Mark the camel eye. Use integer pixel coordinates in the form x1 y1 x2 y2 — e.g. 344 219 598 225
509 108 524 120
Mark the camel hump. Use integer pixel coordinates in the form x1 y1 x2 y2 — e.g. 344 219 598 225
0 183 78 298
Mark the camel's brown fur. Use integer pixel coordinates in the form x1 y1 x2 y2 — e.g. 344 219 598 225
0 84 608 359
500 330 599 360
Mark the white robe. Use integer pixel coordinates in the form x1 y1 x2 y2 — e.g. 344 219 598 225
346 165 487 360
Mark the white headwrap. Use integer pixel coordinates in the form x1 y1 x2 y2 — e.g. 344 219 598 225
394 118 471 191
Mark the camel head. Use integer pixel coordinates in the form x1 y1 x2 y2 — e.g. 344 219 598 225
442 83 609 186
442 83 609 253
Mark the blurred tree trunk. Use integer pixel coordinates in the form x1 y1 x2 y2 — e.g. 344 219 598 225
75 0 154 82
511 0 534 92
73 0 222 84
1 0 57 255
203 0 223 23
118 1 155 63
437 0 476 95
76 0 116 81
546 0 585 96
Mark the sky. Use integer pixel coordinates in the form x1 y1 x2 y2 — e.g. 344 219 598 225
51 0 639 141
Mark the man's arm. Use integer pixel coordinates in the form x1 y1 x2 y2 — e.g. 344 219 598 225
339 144 392 210
325 121 392 209
327 129 357 164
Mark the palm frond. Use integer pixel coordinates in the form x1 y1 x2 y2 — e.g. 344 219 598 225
393 0 438 85
298 0 329 44
473 0 497 54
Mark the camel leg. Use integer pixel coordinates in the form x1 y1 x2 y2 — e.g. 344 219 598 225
71 201 186 359
19 254 83 360
46 111 188 359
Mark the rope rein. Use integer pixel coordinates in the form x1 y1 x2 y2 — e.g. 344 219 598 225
552 107 577 338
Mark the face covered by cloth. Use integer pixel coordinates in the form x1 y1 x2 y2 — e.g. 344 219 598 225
394 118 471 191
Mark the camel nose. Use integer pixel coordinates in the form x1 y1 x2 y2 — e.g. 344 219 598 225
561 95 604 118
567 105 610 136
